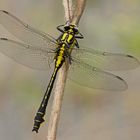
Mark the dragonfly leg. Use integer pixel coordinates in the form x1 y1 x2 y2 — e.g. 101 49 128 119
56 34 63 43
75 39 80 48
57 25 65 33
75 32 84 39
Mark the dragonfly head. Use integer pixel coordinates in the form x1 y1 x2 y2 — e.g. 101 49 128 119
64 24 79 34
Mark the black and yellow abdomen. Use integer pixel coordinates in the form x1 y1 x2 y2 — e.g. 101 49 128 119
32 67 59 132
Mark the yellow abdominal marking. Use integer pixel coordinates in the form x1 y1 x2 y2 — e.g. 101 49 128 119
56 45 65 68
35 120 42 122
37 112 44 115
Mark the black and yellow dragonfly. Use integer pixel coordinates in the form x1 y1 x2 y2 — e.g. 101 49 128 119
0 10 139 133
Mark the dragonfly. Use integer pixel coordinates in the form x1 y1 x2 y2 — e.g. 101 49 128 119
0 10 139 133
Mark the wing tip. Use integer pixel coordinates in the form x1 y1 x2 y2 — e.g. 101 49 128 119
127 54 140 68
115 75 128 91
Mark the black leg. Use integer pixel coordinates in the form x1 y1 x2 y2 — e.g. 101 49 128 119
57 25 65 33
75 32 84 39
75 39 80 48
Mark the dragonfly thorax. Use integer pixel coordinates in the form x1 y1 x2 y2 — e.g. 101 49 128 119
60 32 75 45
64 24 79 34
55 25 78 69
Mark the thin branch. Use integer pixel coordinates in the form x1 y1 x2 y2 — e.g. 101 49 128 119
63 0 73 22
47 0 86 140
72 0 86 25
47 62 69 140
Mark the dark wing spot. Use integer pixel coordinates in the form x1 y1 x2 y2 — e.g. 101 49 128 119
116 75 124 81
126 55 134 58
1 10 9 14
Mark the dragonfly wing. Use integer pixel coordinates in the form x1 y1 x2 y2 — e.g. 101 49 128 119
0 10 57 50
0 38 54 70
71 47 140 71
69 59 128 91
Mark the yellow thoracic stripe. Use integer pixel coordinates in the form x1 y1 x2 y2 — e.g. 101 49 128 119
67 34 73 43
61 33 67 41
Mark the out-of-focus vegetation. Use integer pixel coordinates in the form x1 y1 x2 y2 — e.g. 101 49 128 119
0 0 140 140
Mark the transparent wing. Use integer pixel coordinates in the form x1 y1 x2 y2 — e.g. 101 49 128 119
0 38 54 70
0 10 57 50
69 59 128 91
71 47 140 71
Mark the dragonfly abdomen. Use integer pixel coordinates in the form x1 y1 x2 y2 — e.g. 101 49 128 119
32 67 59 133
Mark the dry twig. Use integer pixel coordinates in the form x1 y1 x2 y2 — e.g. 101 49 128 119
47 0 86 140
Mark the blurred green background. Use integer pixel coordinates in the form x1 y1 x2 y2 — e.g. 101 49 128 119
0 0 140 140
